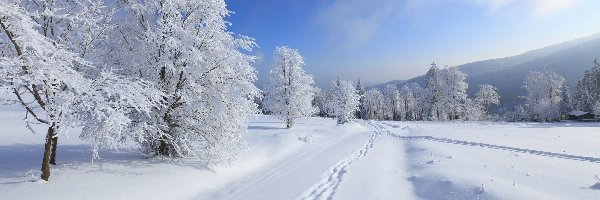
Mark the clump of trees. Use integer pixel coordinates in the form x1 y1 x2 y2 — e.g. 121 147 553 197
1 0 259 181
573 60 600 118
260 49 600 126
356 62 500 122
508 61 600 122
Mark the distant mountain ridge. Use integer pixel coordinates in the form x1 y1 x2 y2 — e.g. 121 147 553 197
371 33 600 109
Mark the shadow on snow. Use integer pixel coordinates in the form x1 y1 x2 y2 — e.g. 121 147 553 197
0 144 210 184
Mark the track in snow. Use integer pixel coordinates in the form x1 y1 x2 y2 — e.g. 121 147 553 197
373 121 600 163
299 121 382 200
206 130 365 200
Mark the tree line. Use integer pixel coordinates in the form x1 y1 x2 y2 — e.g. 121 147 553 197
264 58 600 125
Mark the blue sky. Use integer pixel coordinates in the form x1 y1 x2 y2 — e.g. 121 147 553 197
225 0 600 87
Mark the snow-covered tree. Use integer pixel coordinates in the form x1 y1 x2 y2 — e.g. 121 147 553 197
475 84 500 116
111 0 259 162
573 60 600 112
422 63 469 121
383 84 401 120
0 1 160 181
263 46 316 128
363 89 385 120
312 87 329 117
425 62 446 120
523 70 567 122
503 105 528 122
399 85 415 120
559 89 572 120
442 67 468 120
462 99 484 121
400 83 427 121
356 77 366 119
593 101 600 120
325 77 360 124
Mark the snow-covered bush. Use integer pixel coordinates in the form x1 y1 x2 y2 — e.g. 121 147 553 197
503 106 528 122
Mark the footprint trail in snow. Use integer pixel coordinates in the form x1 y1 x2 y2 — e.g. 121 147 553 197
375 121 600 163
299 121 382 200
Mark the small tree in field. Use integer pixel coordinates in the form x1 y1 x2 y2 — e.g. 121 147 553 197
475 84 500 116
383 84 401 120
462 99 485 121
326 77 360 124
425 62 446 120
264 46 317 128
523 70 566 122
443 67 468 120
363 89 385 120
356 78 367 119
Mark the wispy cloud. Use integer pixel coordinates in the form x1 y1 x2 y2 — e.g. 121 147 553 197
315 0 401 48
315 0 578 49
471 0 579 16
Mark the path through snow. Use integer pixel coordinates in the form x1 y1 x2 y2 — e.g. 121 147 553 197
300 122 381 200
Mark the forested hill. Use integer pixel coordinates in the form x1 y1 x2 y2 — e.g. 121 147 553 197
373 33 600 109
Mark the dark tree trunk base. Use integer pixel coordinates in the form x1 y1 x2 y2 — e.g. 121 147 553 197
41 124 55 181
50 136 58 165
158 135 169 156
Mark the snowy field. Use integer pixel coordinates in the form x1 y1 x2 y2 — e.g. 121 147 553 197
1 112 600 200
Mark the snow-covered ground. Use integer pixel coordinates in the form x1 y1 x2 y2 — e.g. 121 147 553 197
1 112 600 199
378 121 600 200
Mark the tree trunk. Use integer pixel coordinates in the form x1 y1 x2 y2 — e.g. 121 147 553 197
158 135 168 156
50 136 58 165
41 124 55 181
337 117 345 124
286 119 293 128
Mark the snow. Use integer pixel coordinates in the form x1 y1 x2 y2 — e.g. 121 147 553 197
2 111 600 199
334 134 417 199
568 110 588 116
382 120 600 199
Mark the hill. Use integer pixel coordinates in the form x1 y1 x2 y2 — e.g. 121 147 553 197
373 33 600 109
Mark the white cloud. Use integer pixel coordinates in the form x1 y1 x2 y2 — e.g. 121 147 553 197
315 0 401 48
314 0 578 49
472 0 579 16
